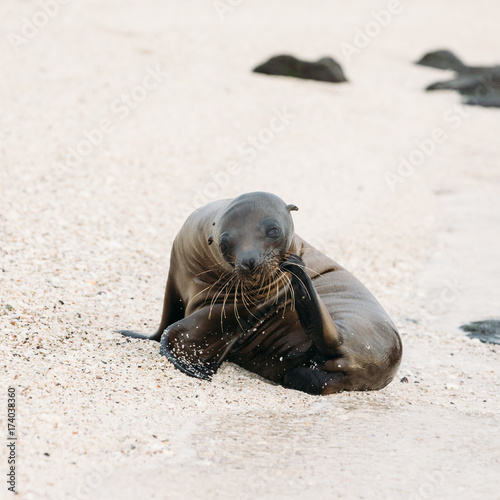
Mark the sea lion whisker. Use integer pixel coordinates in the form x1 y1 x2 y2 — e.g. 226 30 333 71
277 269 292 316
282 272 291 311
296 263 324 278
273 271 281 305
208 281 227 318
208 274 233 319
239 281 259 318
241 287 260 321
220 275 238 331
221 275 237 318
275 267 294 313
191 280 221 304
193 264 223 278
281 268 312 301
276 269 288 315
209 274 236 319
234 281 241 320
264 275 273 302
191 271 232 304
282 252 325 279
286 272 296 312
233 281 249 333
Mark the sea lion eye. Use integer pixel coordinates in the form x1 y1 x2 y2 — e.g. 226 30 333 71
267 227 280 237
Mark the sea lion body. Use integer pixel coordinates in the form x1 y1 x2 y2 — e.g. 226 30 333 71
416 50 500 108
253 55 348 83
119 193 402 395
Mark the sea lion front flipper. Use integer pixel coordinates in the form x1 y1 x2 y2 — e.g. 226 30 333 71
280 254 342 355
159 305 243 381
426 75 485 93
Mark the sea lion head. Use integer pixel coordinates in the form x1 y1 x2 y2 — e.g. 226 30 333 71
208 192 298 284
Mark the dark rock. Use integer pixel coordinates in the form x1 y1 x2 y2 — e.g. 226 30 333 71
460 319 500 345
400 376 409 383
253 55 347 83
416 49 500 108
416 50 467 72
316 57 348 82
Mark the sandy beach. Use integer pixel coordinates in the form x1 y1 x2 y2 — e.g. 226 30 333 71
1 1 499 499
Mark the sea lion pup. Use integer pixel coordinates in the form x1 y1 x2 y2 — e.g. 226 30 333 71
118 192 402 395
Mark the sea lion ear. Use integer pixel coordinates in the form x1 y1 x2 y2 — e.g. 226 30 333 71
208 235 214 245
286 204 299 212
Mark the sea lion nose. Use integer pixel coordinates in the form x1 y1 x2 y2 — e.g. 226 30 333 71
240 257 256 272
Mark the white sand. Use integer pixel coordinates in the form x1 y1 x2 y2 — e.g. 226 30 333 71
1 1 499 499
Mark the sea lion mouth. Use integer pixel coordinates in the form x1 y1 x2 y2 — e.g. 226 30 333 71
234 265 273 287
228 264 291 315
233 253 283 289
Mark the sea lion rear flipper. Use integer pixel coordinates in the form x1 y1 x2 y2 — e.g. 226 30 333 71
116 329 162 341
159 305 243 381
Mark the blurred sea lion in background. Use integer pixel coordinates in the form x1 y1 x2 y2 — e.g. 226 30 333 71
416 49 500 107
253 55 348 83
